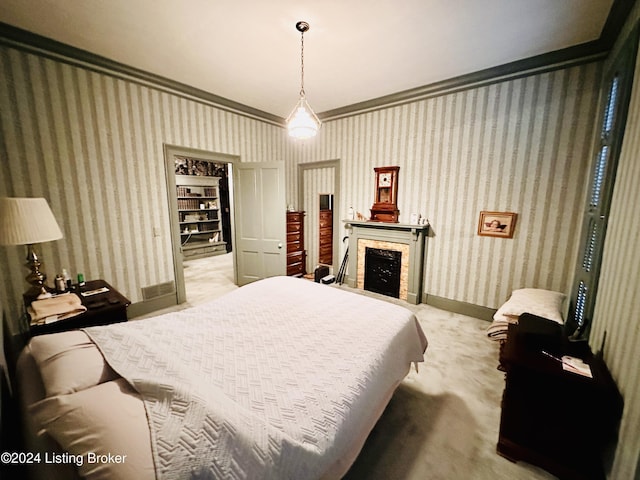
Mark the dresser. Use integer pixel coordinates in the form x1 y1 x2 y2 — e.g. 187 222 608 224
318 209 333 265
498 314 623 479
286 211 306 276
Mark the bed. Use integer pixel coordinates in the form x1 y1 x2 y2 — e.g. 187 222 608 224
16 276 427 480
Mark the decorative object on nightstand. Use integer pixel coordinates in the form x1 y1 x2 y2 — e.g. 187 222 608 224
370 166 400 222
0 197 63 302
29 279 131 336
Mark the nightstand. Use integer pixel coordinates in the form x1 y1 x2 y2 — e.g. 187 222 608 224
29 279 131 336
497 314 623 479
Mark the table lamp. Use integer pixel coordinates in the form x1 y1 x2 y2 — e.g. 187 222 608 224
0 197 63 300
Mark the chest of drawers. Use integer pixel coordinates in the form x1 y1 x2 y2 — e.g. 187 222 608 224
286 211 306 276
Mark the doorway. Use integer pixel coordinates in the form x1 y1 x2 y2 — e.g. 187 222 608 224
164 145 239 304
298 160 341 274
165 146 287 304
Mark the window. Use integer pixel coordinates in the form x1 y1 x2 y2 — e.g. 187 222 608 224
567 30 638 339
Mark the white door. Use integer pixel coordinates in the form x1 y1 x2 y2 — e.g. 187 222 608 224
234 162 286 286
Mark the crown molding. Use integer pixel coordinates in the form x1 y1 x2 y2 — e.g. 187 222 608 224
319 0 636 121
0 22 284 126
0 0 636 126
318 41 608 121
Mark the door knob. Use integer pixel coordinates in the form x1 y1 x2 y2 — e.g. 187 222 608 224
278 242 283 249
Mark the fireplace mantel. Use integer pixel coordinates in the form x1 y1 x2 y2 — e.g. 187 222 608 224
343 220 428 304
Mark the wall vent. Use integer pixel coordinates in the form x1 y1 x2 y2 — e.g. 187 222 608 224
141 281 176 301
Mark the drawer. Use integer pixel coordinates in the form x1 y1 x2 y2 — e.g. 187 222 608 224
287 262 304 276
287 242 302 254
287 251 305 264
286 221 302 233
319 230 332 241
318 245 333 265
287 231 302 243
319 217 332 228
319 254 333 265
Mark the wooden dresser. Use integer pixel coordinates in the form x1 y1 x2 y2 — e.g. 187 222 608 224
319 209 333 265
286 211 306 276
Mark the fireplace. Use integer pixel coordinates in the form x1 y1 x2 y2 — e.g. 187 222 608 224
364 247 402 298
344 220 428 304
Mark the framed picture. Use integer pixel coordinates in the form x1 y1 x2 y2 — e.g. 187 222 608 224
478 211 517 238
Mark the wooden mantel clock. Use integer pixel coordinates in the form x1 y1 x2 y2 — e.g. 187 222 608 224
370 166 400 222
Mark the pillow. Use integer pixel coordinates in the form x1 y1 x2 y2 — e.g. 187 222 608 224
493 288 566 325
28 331 118 397
29 378 155 480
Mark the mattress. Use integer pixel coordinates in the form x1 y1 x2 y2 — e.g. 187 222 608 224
17 276 427 480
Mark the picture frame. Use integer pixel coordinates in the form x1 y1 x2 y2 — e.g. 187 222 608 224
478 211 517 238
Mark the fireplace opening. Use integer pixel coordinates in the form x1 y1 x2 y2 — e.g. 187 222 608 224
364 247 402 298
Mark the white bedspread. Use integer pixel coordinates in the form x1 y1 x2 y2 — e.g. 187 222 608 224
84 276 427 480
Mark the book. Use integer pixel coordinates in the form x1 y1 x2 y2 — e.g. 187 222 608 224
561 355 593 378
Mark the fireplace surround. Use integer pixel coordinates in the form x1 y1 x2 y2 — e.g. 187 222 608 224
344 220 428 304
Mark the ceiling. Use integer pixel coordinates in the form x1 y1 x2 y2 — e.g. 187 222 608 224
0 0 616 120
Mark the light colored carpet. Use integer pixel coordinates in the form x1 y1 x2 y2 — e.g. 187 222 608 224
183 253 238 304
149 254 557 479
338 286 556 480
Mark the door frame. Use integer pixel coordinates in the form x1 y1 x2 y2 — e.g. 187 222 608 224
164 144 240 304
297 159 341 273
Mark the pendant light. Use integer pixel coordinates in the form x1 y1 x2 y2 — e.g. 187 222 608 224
287 21 321 139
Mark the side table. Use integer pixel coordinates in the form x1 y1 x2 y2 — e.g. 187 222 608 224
29 279 131 336
497 313 623 479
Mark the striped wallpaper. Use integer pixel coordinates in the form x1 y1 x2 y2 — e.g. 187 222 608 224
2 16 640 480
589 10 640 478
295 62 603 310
0 41 604 319
0 44 293 324
294 48 640 476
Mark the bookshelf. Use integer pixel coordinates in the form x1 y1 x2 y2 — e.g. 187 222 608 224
176 174 226 259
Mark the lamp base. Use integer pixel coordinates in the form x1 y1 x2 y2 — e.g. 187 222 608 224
22 244 54 306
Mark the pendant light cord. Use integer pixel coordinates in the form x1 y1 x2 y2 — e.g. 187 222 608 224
299 28 305 97
295 21 310 98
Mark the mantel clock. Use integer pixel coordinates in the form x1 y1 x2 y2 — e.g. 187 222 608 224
370 166 400 222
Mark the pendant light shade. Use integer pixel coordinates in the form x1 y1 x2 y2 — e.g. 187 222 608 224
287 96 321 139
287 21 321 139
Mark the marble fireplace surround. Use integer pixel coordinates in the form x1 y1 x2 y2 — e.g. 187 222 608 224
344 220 429 304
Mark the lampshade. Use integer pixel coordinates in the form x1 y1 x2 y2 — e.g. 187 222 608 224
287 96 321 139
0 197 63 246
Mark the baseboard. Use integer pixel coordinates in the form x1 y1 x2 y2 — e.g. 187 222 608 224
424 294 496 322
127 294 178 319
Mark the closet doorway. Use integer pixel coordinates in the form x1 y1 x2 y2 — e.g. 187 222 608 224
298 160 341 274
